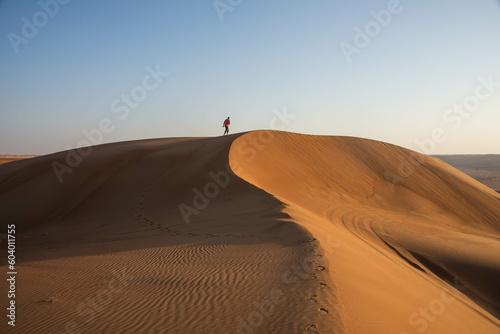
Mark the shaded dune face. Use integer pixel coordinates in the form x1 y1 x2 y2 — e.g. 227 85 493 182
0 131 499 334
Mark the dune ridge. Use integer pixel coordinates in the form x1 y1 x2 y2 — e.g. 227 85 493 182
1 131 499 333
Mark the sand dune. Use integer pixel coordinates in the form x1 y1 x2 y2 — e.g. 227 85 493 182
1 131 499 333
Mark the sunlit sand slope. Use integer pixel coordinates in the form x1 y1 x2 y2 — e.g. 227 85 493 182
230 131 500 334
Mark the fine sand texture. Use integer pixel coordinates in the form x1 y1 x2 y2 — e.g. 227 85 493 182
1 131 499 334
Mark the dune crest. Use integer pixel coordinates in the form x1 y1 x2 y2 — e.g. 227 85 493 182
1 131 499 333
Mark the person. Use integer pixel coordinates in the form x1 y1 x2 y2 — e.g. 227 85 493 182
223 117 230 136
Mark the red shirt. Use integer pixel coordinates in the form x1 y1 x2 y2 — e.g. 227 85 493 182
224 119 230 126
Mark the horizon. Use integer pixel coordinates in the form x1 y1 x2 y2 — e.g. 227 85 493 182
1 0 500 155
2 129 500 157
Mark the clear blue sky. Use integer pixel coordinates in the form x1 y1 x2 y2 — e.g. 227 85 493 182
1 0 499 155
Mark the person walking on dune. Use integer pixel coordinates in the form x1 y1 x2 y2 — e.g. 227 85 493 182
223 117 230 136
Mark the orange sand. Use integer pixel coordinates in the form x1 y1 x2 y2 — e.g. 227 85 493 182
1 131 499 333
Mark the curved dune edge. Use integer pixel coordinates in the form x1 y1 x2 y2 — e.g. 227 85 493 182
1 131 499 334
229 130 500 334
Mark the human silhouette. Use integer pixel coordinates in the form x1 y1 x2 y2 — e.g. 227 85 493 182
223 117 230 136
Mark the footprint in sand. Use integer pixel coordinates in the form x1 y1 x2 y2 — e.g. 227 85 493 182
318 308 329 317
309 295 318 302
306 324 319 334
317 266 325 271
319 283 327 289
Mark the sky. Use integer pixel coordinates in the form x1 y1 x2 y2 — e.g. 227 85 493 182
0 0 499 155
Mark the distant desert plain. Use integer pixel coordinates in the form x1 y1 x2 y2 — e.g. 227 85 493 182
1 131 499 334
435 155 500 193
0 155 38 165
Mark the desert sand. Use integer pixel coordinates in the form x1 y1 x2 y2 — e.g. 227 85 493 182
1 131 499 334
